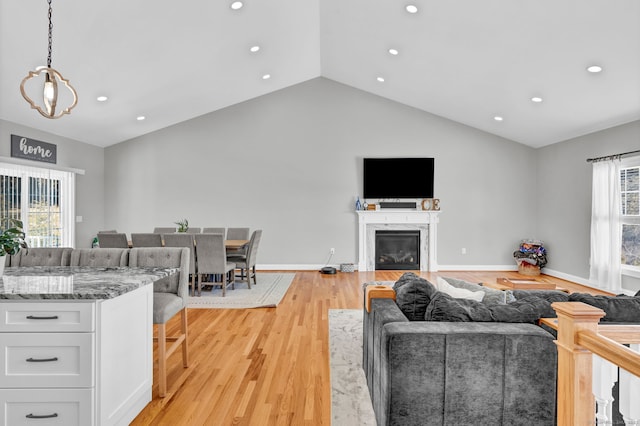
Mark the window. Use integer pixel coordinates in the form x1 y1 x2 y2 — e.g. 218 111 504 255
0 162 75 247
621 164 640 269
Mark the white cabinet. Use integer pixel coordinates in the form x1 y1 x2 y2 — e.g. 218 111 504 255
0 285 153 425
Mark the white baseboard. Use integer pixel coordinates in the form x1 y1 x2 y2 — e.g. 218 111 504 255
257 264 332 271
543 268 636 295
438 264 517 271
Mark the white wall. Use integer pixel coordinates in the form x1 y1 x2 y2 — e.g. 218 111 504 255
537 120 640 293
0 119 105 248
105 77 537 268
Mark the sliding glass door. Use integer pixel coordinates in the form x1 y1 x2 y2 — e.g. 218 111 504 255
0 162 75 247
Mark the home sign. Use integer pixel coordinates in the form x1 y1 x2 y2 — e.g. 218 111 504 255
10 134 57 164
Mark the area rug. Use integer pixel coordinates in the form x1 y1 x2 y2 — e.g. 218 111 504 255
329 309 376 425
187 273 295 309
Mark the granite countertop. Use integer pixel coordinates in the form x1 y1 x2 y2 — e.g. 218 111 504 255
0 266 178 300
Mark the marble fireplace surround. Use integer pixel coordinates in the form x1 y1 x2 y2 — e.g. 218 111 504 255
356 210 440 272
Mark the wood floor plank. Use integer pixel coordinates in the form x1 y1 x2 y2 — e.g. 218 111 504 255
131 270 610 425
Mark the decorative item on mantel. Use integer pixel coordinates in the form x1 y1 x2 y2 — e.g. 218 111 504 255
513 239 547 276
0 219 26 276
175 218 189 233
355 196 363 211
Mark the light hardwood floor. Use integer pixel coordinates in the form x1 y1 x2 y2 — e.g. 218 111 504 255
131 270 611 426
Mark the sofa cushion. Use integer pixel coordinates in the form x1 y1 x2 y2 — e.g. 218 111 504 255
512 290 570 305
393 272 438 321
442 276 514 304
635 289 640 297
425 292 554 323
435 277 485 302
568 293 640 323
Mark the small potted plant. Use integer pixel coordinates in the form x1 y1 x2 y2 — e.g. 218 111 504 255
174 218 189 233
0 218 26 275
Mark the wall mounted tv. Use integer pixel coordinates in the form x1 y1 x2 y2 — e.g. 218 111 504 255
363 157 434 199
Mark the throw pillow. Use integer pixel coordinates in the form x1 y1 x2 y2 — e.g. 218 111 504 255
435 277 485 302
442 276 508 305
568 293 640 323
393 272 438 321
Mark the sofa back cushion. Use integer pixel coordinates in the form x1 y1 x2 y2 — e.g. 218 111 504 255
393 272 438 321
568 293 640 323
425 292 555 323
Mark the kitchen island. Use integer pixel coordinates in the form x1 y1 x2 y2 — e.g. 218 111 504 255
0 266 176 426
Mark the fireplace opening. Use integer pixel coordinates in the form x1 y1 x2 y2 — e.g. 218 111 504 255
375 230 420 270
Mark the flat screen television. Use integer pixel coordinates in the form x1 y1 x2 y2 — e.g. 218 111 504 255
363 157 434 199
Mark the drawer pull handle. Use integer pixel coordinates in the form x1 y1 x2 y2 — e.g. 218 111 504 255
26 357 59 362
26 315 59 320
26 413 59 419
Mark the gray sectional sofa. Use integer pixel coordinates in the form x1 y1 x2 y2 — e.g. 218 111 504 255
363 273 640 426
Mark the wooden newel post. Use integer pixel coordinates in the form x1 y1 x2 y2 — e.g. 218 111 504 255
552 301 606 426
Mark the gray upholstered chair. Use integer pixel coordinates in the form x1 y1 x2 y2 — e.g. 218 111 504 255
97 232 129 248
163 233 197 296
202 227 225 237
129 247 190 397
98 229 118 233
184 227 201 234
226 227 250 240
70 248 129 267
226 227 250 258
131 233 163 247
194 234 235 296
153 227 176 234
227 229 262 287
13 247 72 266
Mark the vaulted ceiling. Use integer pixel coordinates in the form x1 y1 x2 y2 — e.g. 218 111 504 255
1 0 639 148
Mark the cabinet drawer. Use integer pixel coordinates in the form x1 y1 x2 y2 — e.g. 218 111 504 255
0 388 93 426
0 302 94 332
0 333 94 388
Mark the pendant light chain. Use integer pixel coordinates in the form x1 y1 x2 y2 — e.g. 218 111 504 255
47 0 53 68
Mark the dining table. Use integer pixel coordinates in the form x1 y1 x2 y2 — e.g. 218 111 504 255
0 265 177 425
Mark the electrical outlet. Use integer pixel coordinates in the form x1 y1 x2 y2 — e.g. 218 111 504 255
330 248 335 255
461 247 467 255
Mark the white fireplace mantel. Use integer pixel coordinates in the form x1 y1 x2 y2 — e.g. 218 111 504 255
356 210 440 271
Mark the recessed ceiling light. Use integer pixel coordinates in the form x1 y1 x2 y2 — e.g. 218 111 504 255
494 116 504 121
250 45 260 53
96 96 108 102
136 116 146 121
587 65 603 73
262 74 271 80
377 77 385 82
531 97 543 103
388 48 399 56
230 1 243 10
406 4 418 13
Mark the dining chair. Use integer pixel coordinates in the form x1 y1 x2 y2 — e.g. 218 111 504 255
226 227 250 257
98 232 129 248
14 247 73 266
129 247 190 398
70 248 129 267
153 227 176 234
163 233 197 296
202 227 226 238
227 229 262 287
98 229 118 233
184 227 201 234
194 234 235 296
131 233 163 247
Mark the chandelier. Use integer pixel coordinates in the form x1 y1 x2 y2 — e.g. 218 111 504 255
20 0 77 119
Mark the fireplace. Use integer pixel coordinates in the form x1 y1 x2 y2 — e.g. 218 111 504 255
356 210 440 271
375 230 420 270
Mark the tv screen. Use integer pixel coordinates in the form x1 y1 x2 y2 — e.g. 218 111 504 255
363 157 434 199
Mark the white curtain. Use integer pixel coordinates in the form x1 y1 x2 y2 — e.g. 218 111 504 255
589 160 622 292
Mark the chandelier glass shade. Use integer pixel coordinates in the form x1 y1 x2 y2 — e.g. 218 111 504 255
20 0 77 119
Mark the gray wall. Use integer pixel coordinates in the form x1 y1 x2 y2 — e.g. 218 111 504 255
105 77 537 268
537 120 640 293
0 119 105 248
